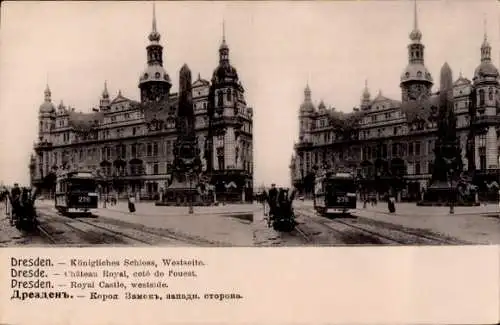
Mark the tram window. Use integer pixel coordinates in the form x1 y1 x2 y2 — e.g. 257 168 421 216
69 179 97 192
326 179 356 193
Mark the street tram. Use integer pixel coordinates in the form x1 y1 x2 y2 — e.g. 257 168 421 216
55 170 98 215
313 171 357 216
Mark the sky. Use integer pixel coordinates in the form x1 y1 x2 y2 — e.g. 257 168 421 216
0 0 498 187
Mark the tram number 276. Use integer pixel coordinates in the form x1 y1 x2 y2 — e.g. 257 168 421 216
78 196 91 203
336 197 348 203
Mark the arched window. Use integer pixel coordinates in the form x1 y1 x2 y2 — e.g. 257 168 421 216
131 144 137 158
227 89 232 102
217 147 225 171
479 89 485 106
217 90 223 107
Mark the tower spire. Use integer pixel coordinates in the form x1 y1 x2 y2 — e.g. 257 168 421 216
413 0 418 31
44 79 51 102
102 80 109 98
362 79 370 98
361 79 370 109
481 13 491 62
222 19 226 43
219 19 229 63
148 2 161 43
152 2 157 34
220 19 228 50
409 0 422 42
483 14 487 41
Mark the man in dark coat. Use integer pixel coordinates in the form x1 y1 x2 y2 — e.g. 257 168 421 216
10 183 21 215
11 183 21 200
267 184 278 220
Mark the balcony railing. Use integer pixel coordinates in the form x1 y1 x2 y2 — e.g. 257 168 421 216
473 115 500 126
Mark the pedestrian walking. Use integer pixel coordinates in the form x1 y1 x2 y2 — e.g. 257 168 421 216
128 194 136 213
388 196 396 213
262 190 268 216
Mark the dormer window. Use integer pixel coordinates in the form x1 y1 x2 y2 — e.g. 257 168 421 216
417 71 422 77
405 72 410 78
155 72 161 79
144 73 149 79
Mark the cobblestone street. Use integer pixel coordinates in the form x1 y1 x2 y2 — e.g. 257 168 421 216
254 200 500 246
1 200 255 247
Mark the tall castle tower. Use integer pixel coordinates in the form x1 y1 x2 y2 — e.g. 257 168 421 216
138 3 172 103
298 84 315 144
400 0 433 102
472 18 500 170
36 84 55 179
209 22 246 171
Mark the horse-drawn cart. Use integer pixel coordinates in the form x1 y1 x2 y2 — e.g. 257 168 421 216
6 188 38 230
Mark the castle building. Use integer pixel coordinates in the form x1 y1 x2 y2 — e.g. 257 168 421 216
31 6 253 201
290 2 500 201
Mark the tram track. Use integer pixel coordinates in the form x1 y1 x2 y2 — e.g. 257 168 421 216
294 225 312 243
296 211 401 245
295 207 463 245
76 217 228 246
35 205 230 246
62 219 153 245
35 223 57 244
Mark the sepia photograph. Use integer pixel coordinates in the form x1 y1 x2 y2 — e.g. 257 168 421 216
0 1 255 247
1 2 499 325
253 0 500 246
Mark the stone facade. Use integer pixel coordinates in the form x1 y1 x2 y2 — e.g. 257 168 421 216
32 7 253 202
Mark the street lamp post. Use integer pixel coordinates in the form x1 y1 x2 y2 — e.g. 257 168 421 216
448 169 454 214
188 169 193 214
443 156 457 215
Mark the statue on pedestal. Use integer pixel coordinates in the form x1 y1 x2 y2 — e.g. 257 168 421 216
419 62 474 206
157 64 202 207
